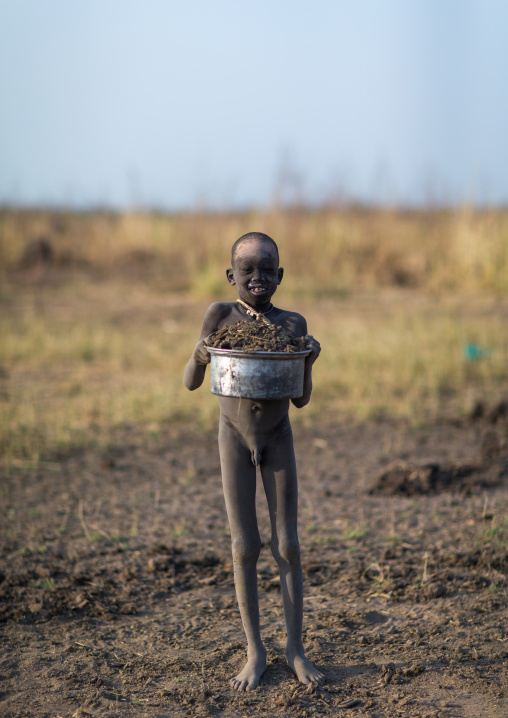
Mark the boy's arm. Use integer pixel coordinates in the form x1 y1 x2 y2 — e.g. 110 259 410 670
290 316 321 408
183 303 225 391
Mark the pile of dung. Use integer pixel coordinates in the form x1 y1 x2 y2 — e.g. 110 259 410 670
205 319 307 353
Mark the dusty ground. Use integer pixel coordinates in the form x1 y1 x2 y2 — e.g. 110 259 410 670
1 413 507 718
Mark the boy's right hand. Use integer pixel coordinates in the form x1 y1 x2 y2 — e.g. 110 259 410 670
193 338 211 365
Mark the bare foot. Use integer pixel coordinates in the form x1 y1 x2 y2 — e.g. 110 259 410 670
285 646 325 685
230 650 267 691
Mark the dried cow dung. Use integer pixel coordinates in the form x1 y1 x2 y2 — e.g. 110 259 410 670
205 318 306 353
369 460 491 496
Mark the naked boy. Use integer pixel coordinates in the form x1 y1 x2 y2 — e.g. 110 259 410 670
183 232 323 691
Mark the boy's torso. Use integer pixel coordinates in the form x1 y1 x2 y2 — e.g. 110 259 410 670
211 302 306 432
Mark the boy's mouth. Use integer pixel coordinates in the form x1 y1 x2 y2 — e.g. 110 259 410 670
248 284 267 295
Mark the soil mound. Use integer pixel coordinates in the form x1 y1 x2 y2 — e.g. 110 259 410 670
371 422 508 496
371 457 507 496
470 398 508 423
205 318 307 353
370 461 479 496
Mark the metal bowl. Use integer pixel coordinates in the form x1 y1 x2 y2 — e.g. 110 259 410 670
207 347 311 399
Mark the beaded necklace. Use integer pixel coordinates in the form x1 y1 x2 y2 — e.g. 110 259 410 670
236 299 274 325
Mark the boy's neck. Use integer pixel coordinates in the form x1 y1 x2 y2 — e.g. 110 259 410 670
236 299 274 323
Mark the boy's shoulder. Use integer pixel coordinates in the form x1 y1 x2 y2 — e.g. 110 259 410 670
275 307 306 320
273 307 308 337
206 300 235 314
204 301 239 322
199 302 240 336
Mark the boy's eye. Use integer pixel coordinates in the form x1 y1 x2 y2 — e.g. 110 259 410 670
238 263 277 274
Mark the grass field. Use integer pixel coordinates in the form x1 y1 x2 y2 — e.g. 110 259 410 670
1 208 508 718
1 206 508 463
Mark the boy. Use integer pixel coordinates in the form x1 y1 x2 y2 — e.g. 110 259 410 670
183 232 323 691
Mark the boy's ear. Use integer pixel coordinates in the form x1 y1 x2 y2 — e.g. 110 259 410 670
277 267 284 284
226 268 236 285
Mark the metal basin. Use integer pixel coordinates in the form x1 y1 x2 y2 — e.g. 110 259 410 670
207 347 311 399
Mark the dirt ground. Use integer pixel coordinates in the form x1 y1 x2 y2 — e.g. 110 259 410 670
1 412 507 718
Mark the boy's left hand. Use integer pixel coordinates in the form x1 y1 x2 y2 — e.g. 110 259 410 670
305 335 321 364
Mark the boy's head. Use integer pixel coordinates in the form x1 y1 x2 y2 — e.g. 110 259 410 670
227 232 283 307
231 232 279 266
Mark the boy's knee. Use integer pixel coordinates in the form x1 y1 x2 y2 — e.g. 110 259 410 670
232 536 261 565
271 536 300 566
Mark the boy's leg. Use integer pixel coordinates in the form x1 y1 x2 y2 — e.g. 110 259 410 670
218 419 267 691
260 420 324 685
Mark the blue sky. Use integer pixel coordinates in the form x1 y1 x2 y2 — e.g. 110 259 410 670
1 0 507 209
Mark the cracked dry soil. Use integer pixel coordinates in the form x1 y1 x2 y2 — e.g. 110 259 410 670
1 414 507 718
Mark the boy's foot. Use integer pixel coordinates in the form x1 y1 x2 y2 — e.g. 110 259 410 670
285 646 325 686
230 651 267 691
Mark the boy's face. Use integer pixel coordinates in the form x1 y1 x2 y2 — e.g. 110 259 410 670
227 238 283 308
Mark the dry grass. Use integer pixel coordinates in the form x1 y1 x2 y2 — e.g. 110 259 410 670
1 207 508 463
0 284 216 462
302 293 508 424
2 205 508 295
